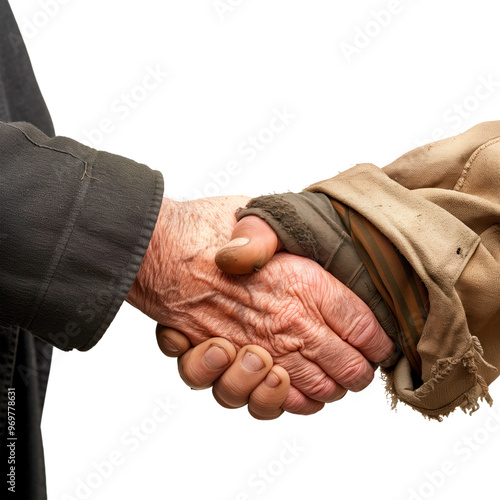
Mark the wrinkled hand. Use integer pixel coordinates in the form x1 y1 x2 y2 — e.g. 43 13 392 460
127 196 395 414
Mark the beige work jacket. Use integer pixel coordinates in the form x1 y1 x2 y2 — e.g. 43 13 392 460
307 122 500 419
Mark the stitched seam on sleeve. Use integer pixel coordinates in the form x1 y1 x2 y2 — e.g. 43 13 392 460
5 124 99 331
5 122 91 172
454 136 500 191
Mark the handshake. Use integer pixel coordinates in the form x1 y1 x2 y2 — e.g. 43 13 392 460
127 123 500 421
127 122 500 421
127 194 397 419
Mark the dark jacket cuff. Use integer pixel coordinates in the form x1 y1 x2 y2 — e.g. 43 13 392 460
0 122 164 351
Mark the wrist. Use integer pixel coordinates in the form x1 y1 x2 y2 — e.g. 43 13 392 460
126 195 251 326
126 197 180 316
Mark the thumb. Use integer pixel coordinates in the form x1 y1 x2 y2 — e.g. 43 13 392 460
215 215 283 274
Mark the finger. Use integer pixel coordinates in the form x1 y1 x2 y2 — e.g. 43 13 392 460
299 326 376 392
213 346 273 408
156 325 193 357
178 339 236 390
215 215 283 274
275 351 347 402
317 271 397 364
281 386 325 415
247 366 290 420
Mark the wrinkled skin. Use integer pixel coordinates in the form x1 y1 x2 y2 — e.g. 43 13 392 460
127 196 394 414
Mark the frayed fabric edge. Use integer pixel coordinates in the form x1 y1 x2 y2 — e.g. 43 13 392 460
380 336 496 421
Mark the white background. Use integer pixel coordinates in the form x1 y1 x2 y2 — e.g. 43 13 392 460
9 0 500 499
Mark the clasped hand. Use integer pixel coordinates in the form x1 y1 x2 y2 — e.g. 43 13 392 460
127 196 395 418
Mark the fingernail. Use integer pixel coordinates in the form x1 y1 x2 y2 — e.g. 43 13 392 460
203 345 230 370
264 372 281 388
160 336 180 354
241 351 265 372
224 237 250 248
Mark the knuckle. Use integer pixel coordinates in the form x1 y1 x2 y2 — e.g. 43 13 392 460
320 386 347 403
331 387 348 403
337 357 373 390
283 394 324 415
281 390 304 413
344 311 379 348
302 377 336 402
280 389 311 415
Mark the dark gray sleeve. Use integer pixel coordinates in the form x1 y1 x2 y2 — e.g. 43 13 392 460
0 121 164 351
